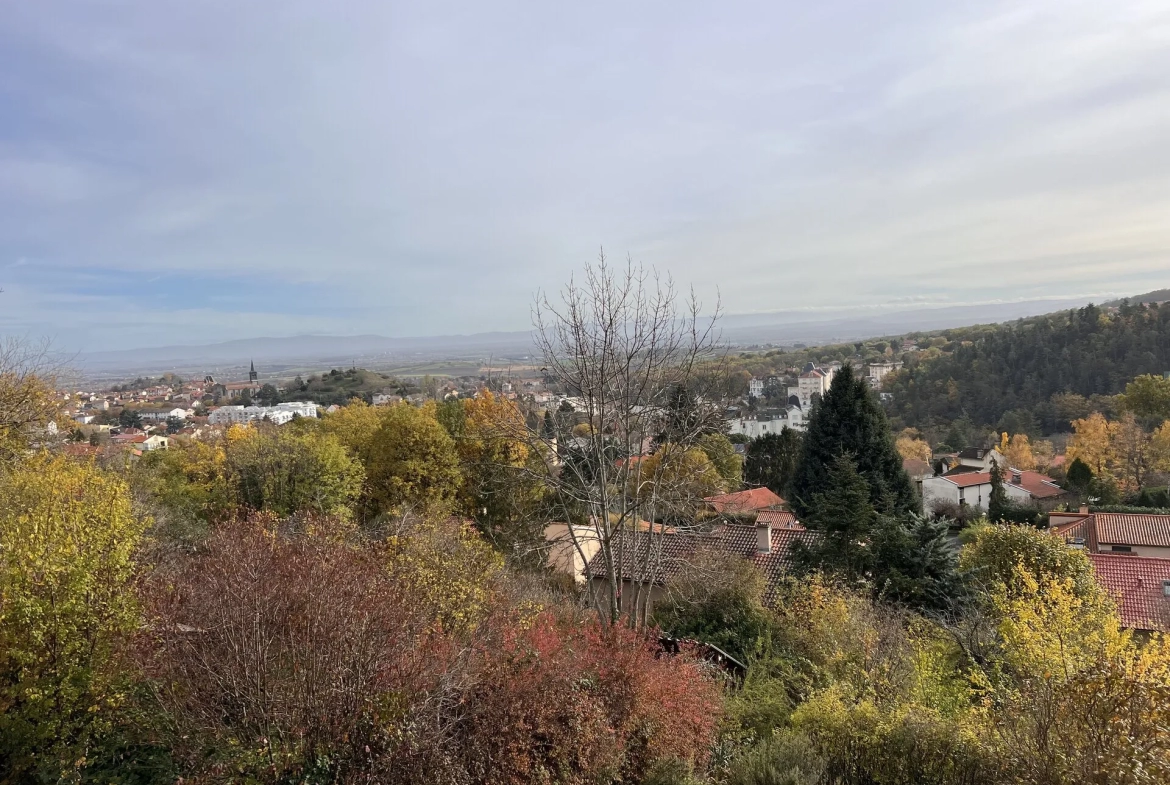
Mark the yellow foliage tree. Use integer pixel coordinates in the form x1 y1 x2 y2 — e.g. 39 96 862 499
0 455 147 777
1066 412 1116 479
384 516 503 634
895 429 932 463
0 339 63 462
634 445 725 522
984 565 1170 783
1151 420 1170 474
1001 433 1036 471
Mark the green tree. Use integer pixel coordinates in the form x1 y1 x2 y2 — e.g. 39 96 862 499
959 523 1101 602
224 426 365 519
871 513 961 611
1118 373 1170 423
790 454 877 581
118 407 143 429
257 382 280 406
790 364 918 517
362 403 462 517
1065 456 1093 494
988 458 1009 522
653 548 770 664
698 432 743 488
743 429 802 498
0 455 148 781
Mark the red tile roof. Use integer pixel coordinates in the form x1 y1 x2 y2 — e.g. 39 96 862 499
1094 514 1170 549
1052 513 1170 550
936 470 1065 498
1087 553 1170 632
704 487 786 514
756 510 800 529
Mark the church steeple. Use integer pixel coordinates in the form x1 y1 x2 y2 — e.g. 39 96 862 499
249 360 258 383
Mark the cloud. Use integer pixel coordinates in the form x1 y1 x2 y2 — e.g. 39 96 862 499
0 0 1168 350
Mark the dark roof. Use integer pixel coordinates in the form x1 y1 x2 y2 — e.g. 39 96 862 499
1088 553 1170 632
902 459 933 478
704 487 786 514
585 523 815 606
957 448 988 460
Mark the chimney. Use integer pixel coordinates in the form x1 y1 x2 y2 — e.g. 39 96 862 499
756 520 773 554
1079 504 1090 515
1011 471 1022 484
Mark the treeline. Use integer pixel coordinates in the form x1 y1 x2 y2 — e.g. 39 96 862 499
885 301 1170 438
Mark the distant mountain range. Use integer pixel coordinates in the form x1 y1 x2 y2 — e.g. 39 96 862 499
76 291 1162 378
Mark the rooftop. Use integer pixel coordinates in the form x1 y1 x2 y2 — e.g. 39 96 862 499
704 487 786 514
1088 553 1170 632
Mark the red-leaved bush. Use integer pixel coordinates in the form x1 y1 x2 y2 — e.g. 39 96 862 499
139 518 723 783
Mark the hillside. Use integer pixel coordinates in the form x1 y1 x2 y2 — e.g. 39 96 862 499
883 301 1170 437
282 368 405 406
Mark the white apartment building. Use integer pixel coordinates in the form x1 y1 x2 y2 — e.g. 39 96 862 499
787 364 838 411
866 361 903 388
748 378 764 398
727 406 807 438
209 401 319 426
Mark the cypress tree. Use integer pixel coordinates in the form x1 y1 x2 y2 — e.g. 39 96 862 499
988 458 1009 522
789 364 918 517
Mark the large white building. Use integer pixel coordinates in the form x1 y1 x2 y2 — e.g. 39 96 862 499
209 401 319 426
866 361 903 388
787 363 838 410
727 406 806 438
748 378 764 398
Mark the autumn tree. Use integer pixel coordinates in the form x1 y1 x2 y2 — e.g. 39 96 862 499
455 392 545 556
698 432 743 488
894 428 932 463
1001 432 1036 471
223 424 364 519
0 456 147 781
1066 411 1115 479
532 254 721 626
0 338 63 462
634 445 726 523
322 401 462 519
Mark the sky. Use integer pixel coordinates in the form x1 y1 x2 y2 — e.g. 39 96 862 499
2 0 1170 352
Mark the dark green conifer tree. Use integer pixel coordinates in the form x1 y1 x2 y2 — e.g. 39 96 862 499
789 364 918 517
988 458 1009 522
743 428 802 498
790 454 877 581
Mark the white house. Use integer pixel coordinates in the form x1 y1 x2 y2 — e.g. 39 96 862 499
728 406 807 438
788 364 837 410
748 378 765 398
922 468 1066 513
208 401 319 426
139 407 191 423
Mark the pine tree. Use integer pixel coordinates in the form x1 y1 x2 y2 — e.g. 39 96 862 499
790 454 877 581
743 428 802 498
789 364 918 517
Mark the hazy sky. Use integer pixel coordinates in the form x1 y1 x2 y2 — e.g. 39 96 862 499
2 1 1169 351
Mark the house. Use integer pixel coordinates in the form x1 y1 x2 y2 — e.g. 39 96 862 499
208 402 319 426
139 407 190 423
583 518 815 613
1086 553 1170 632
922 468 1067 513
903 458 935 495
544 522 603 584
748 378 764 398
373 392 402 406
704 487 786 515
1051 511 1170 559
952 447 1007 473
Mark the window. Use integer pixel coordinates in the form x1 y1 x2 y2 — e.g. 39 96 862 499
1110 545 1132 553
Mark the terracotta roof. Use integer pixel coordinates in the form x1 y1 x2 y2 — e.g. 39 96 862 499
585 522 815 606
1094 514 1170 548
755 510 800 529
935 470 1065 499
1053 517 1099 551
1087 553 1170 632
1053 513 1170 550
704 487 786 514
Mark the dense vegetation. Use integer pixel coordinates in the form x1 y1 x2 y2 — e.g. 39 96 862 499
884 302 1170 437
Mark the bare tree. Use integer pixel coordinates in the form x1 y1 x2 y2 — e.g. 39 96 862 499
532 252 723 626
0 336 66 461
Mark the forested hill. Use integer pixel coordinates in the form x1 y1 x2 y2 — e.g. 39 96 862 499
884 301 1170 436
